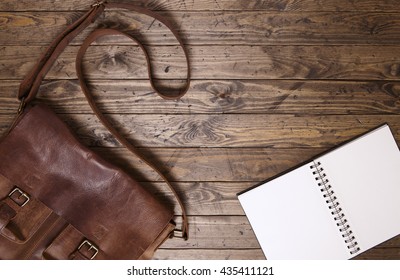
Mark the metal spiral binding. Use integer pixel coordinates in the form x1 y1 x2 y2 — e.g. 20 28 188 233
310 161 361 255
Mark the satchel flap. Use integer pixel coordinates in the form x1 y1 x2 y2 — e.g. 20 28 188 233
0 104 174 259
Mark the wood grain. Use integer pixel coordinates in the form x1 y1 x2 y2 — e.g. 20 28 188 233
160 216 259 249
154 249 265 260
149 182 249 216
2 11 400 46
93 147 324 183
2 80 399 115
2 45 400 80
158 216 400 250
1 0 399 12
1 114 400 148
4 113 400 148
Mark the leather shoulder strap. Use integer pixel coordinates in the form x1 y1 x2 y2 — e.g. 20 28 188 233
18 1 190 240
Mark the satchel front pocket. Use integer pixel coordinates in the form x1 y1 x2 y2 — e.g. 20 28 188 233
0 174 52 243
0 173 72 259
43 224 105 260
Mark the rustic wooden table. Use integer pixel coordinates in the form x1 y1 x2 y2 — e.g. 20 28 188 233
1 0 399 259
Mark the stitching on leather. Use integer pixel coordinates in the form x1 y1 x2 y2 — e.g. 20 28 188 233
21 213 62 260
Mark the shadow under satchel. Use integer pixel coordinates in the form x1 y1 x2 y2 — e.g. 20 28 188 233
0 1 190 260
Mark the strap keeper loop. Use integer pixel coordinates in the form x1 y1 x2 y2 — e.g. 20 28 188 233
173 228 188 240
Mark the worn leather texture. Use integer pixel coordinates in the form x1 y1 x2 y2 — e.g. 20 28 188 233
0 104 174 259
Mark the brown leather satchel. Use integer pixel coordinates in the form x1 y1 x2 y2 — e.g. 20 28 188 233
0 1 189 260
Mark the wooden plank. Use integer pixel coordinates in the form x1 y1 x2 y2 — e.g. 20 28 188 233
92 147 324 183
2 45 400 80
154 249 265 260
149 182 247 216
1 0 399 12
1 80 399 115
2 114 399 148
159 216 400 250
160 216 260 249
354 248 400 260
147 181 259 216
2 11 400 46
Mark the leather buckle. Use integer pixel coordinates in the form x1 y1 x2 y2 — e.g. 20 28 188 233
78 240 99 260
8 187 30 207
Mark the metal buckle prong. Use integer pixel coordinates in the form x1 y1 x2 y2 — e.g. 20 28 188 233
78 240 99 260
8 187 30 207
17 97 26 114
91 1 106 7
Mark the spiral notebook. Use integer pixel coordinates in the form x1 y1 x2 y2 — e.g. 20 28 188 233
238 124 400 259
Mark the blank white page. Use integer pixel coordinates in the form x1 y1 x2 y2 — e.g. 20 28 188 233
238 164 350 260
317 124 400 257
